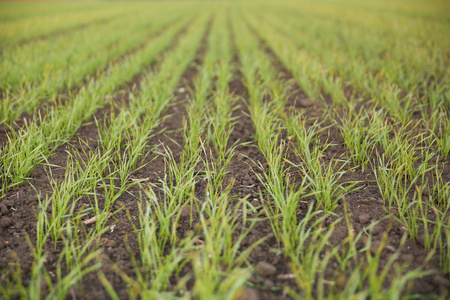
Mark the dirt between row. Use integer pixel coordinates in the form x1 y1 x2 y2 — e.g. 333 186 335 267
0 20 449 300
0 16 195 148
252 32 450 298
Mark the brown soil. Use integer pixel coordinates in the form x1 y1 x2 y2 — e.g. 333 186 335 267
0 17 191 150
0 18 449 300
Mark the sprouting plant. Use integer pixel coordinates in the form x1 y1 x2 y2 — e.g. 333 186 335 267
338 113 378 171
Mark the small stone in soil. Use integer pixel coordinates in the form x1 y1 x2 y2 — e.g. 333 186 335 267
106 240 117 248
298 98 313 107
370 241 382 255
14 221 24 229
403 254 414 262
3 200 14 207
0 217 12 228
27 195 39 204
433 274 450 288
181 205 191 218
263 279 274 288
251 199 259 207
255 261 277 277
333 227 347 240
0 204 8 215
248 234 259 245
417 234 427 247
251 246 263 257
235 287 259 300
371 224 383 235
358 213 370 225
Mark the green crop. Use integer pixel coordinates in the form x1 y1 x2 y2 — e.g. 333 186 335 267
1 1 448 299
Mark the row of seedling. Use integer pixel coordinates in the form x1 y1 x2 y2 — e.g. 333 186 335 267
0 6 194 125
1 13 212 299
232 12 438 298
0 13 195 196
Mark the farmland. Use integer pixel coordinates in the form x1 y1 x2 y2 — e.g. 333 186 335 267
0 0 449 298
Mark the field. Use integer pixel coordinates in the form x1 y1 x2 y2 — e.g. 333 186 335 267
0 0 449 299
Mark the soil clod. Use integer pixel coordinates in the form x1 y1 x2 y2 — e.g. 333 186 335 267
255 261 277 277
0 217 12 228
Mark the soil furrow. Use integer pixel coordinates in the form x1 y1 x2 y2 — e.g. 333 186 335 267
243 13 393 117
0 17 192 149
72 17 213 299
126 16 212 209
0 16 204 290
219 21 299 300
2 16 198 198
243 13 448 297
1 10 131 54
101 19 214 295
0 16 212 300
1 3 448 299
